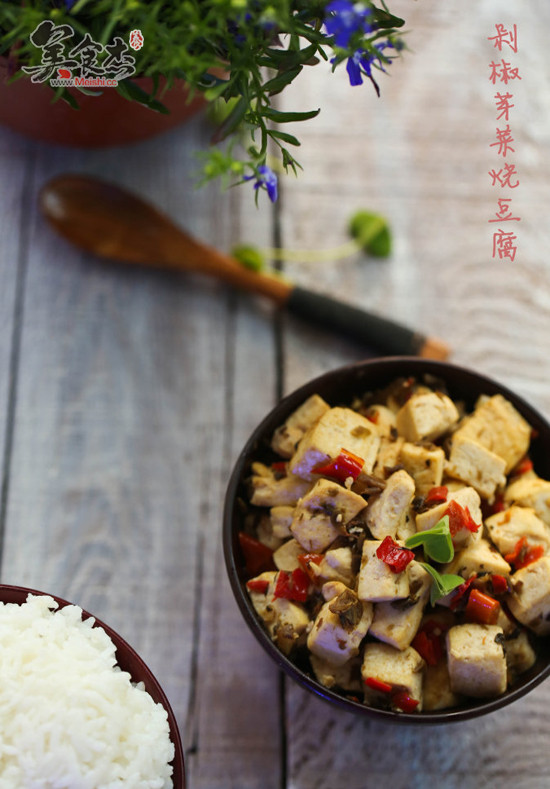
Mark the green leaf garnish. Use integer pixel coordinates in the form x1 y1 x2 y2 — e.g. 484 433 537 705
418 562 464 606
405 516 454 564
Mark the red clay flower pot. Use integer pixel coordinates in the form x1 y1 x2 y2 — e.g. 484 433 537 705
0 58 206 147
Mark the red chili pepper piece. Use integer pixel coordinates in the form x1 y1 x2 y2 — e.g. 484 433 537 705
514 457 534 476
505 537 544 570
314 448 365 483
273 568 310 602
411 631 436 665
420 618 450 636
238 532 276 576
445 500 480 537
391 690 419 713
504 536 527 566
273 571 291 599
246 578 270 594
519 544 545 569
465 588 500 625
366 411 379 424
376 536 415 574
364 676 392 694
271 461 287 473
424 485 448 505
412 629 443 667
298 553 324 582
490 494 506 515
491 574 509 596
289 568 310 601
449 574 477 610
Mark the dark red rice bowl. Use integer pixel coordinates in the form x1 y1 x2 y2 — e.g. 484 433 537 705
0 584 185 785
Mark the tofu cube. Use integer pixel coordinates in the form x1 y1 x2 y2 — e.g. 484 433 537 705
289 407 380 480
507 556 550 635
396 509 416 542
423 660 463 712
504 475 550 527
357 540 410 602
366 470 416 540
256 514 284 551
447 624 507 697
485 505 550 556
270 505 294 539
399 442 445 496
442 478 472 494
290 478 366 553
273 538 303 572
454 394 531 473
310 654 362 692
444 538 511 580
396 391 459 442
250 463 312 507
386 383 433 414
247 571 278 622
446 434 506 502
362 405 397 438
246 571 310 655
313 547 354 587
321 580 348 601
271 394 330 458
307 589 373 666
505 630 536 684
496 606 519 636
373 436 404 477
361 643 425 710
415 486 483 549
250 461 272 478
369 562 432 650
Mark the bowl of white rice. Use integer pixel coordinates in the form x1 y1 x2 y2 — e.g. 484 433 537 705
0 584 185 788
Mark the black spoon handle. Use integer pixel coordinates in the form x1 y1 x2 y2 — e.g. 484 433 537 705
285 286 449 358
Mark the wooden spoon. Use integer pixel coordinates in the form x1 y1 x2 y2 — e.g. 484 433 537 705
40 174 449 359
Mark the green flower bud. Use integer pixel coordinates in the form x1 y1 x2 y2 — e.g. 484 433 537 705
349 210 392 257
232 245 265 272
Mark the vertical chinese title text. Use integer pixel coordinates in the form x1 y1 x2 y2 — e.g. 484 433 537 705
488 24 521 262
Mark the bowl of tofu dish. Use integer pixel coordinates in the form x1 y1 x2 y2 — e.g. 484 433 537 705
223 356 550 722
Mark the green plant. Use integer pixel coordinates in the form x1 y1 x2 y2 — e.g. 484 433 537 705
1 0 407 199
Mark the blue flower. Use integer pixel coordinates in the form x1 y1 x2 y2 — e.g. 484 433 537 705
344 40 394 86
324 0 373 49
64 0 77 8
245 164 278 202
346 49 372 85
227 20 246 45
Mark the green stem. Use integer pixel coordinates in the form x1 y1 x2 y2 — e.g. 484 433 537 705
260 214 386 264
262 238 360 264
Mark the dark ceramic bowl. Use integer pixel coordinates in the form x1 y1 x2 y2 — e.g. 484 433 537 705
0 584 185 786
223 356 550 723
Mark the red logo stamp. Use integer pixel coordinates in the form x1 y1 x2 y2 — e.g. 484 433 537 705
129 30 144 51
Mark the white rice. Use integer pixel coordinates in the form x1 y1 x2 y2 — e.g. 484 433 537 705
0 594 175 788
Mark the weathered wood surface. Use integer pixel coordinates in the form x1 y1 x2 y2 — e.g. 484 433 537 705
0 0 550 787
278 2 550 788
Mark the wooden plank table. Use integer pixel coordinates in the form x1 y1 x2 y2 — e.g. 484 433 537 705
1 1 550 787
